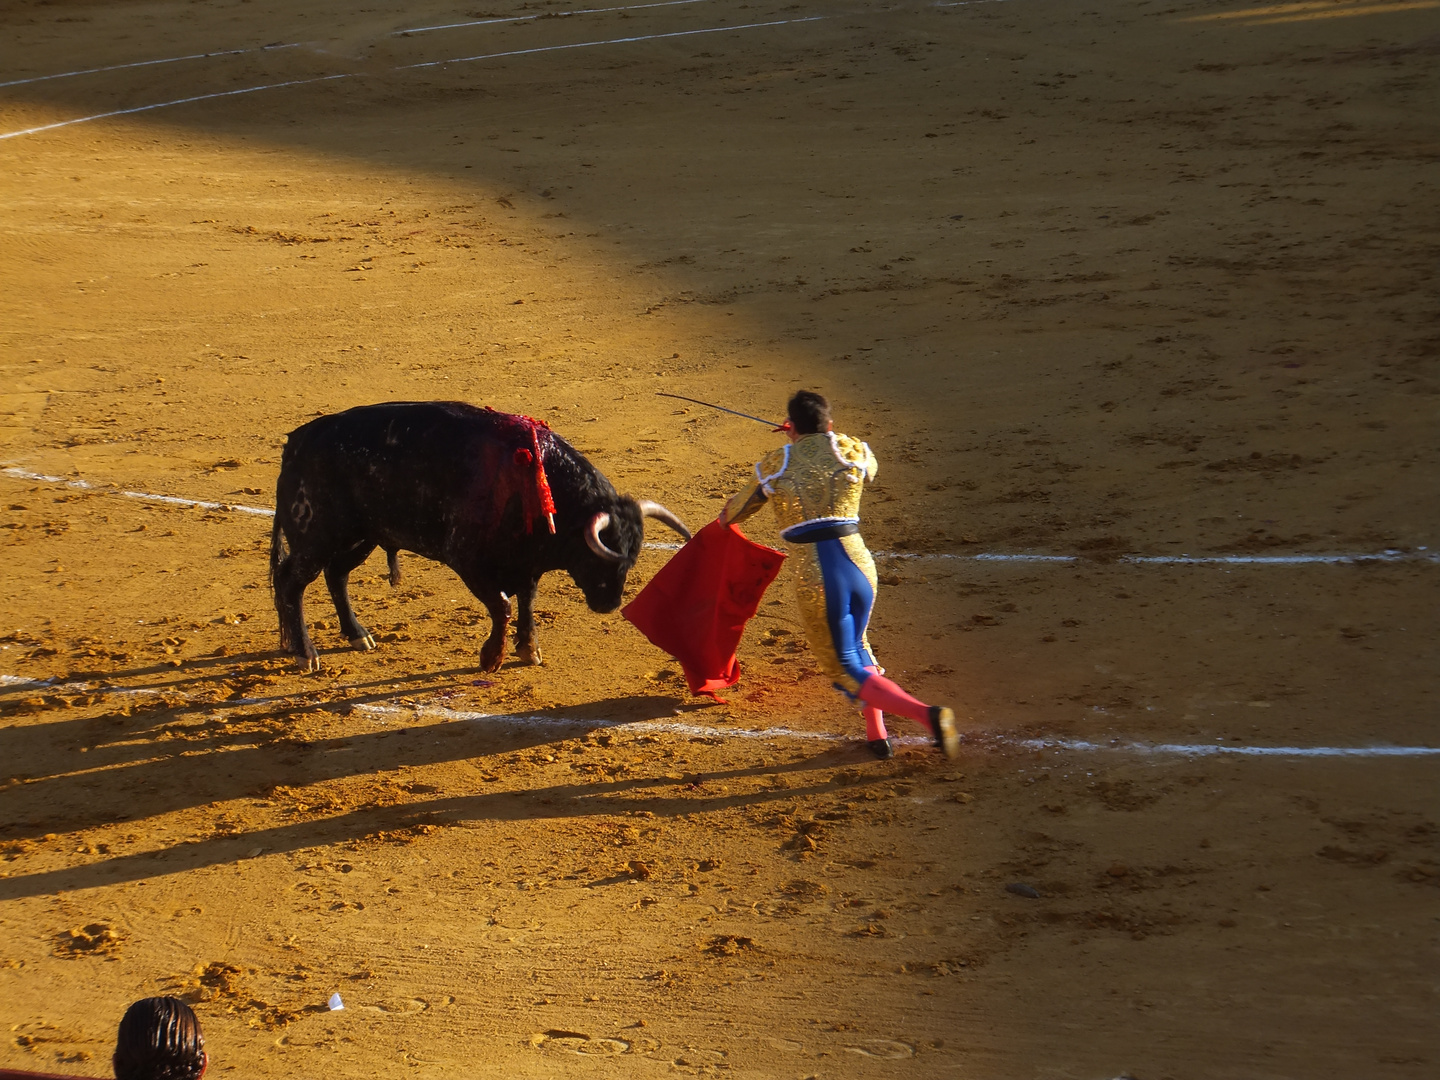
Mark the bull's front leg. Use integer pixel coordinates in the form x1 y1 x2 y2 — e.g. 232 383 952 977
514 575 543 666
474 587 512 672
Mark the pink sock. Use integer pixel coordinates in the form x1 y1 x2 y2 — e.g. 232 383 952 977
862 667 888 739
857 672 931 725
863 704 888 740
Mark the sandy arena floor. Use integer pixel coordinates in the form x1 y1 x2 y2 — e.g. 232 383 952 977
2 0 1438 1077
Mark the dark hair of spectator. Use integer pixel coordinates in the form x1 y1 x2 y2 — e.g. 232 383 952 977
787 390 831 435
113 997 206 1080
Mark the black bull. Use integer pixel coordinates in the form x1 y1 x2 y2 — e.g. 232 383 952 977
269 401 690 672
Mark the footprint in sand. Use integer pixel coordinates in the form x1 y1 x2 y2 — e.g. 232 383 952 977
765 1037 804 1053
359 997 429 1015
554 1036 631 1056
529 1030 662 1056
845 1038 915 1058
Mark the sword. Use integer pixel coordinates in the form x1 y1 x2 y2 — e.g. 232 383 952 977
656 392 787 430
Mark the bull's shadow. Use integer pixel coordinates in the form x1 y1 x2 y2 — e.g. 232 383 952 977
0 744 884 902
5 667 497 762
0 649 280 694
0 684 745 841
0 641 617 782
0 639 517 719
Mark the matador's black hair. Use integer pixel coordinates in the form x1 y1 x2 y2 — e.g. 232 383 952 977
787 390 831 435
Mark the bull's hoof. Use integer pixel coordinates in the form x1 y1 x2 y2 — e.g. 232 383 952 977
479 645 506 672
349 634 376 652
516 643 542 666
297 654 322 674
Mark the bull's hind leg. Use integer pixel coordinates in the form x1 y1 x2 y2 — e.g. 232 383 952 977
324 540 378 651
273 549 326 672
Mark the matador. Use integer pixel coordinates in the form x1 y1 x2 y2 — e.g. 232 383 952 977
723 391 959 759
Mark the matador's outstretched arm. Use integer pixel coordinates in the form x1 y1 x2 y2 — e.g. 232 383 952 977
721 472 768 525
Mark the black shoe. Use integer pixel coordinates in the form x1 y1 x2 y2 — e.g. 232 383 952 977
928 706 959 759
867 737 895 760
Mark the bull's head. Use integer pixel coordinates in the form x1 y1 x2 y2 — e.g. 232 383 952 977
569 498 690 611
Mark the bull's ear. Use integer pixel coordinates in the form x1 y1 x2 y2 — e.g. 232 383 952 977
637 500 691 541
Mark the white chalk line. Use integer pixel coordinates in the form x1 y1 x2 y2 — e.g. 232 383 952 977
0 4 830 141
398 0 719 36
3 467 274 517
396 15 829 70
0 44 300 90
886 550 1439 566
3 678 1433 760
1020 737 1440 758
0 675 48 687
4 466 1434 566
0 73 357 142
360 702 1440 758
356 701 838 741
645 540 1437 565
0 675 159 696
0 0 720 91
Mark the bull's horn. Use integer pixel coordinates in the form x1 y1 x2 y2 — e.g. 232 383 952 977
638 500 692 541
586 511 624 562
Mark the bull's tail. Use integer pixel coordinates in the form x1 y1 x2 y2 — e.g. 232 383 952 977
386 548 401 587
270 514 293 651
269 514 284 588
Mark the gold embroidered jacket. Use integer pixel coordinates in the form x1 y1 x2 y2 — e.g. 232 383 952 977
722 432 877 537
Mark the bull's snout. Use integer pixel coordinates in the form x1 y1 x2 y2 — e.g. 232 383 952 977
581 578 626 613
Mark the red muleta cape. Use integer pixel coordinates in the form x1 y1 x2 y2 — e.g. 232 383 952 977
622 519 786 699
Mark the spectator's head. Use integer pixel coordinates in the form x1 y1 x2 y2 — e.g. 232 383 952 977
113 997 207 1080
786 390 832 436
